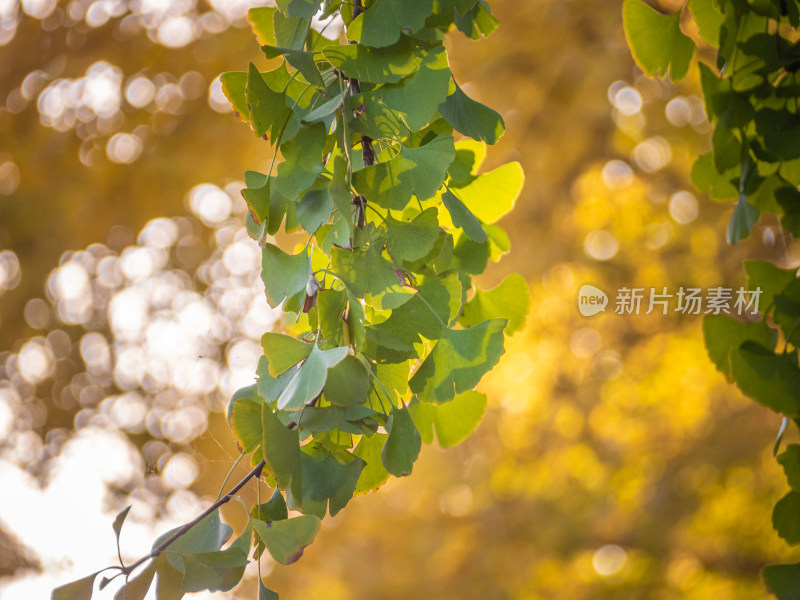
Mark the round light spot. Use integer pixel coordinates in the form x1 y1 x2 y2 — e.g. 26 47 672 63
24 298 51 329
668 191 698 224
0 160 20 195
0 250 21 291
665 96 692 127
125 76 156 108
21 0 57 19
18 340 55 384
138 218 179 249
613 86 642 116
584 230 619 261
601 160 633 190
106 133 142 164
632 137 672 173
157 16 194 48
49 262 90 301
593 544 627 576
570 328 602 358
162 453 198 489
208 76 231 113
188 183 232 225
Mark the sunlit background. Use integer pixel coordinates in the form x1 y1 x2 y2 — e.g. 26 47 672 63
1 0 800 598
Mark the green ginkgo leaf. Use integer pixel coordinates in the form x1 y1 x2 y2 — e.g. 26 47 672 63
354 135 455 210
275 0 320 19
247 64 292 140
277 345 349 410
408 391 487 447
347 0 434 47
773 491 800 545
247 7 277 46
52 572 101 600
261 333 313 376
446 161 524 224
354 433 391 494
262 404 301 493
410 319 507 404
381 404 422 477
252 515 321 565
439 81 505 144
323 38 423 84
730 342 800 417
460 273 529 334
763 561 800 600
623 0 695 80
261 244 311 308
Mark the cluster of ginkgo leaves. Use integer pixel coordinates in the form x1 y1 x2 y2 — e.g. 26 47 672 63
52 1 529 599
623 0 800 597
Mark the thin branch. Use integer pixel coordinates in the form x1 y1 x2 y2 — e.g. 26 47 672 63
121 459 266 576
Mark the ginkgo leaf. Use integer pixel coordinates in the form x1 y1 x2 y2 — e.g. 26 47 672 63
744 260 798 313
275 0 319 19
324 355 370 406
384 208 440 263
381 404 421 477
727 193 760 244
180 524 251 593
262 404 301 493
275 124 326 199
261 244 311 308
277 345 349 410
296 188 333 234
323 38 423 84
52 572 101 600
330 244 399 298
442 189 486 242
247 7 277 46
295 450 364 517
730 342 800 417
353 46 451 138
410 319 507 404
273 10 309 50
258 580 281 600
439 81 505 144
773 491 800 545
228 391 262 453
354 433 391 494
252 515 321 565
261 45 325 87
702 314 776 378
247 64 292 140
447 161 524 224
261 333 313 376
252 487 290 523
347 0 434 47
778 445 800 491
763 561 800 600
408 391 487 447
623 0 695 80
354 135 455 209
460 273 529 334
113 561 156 600
220 71 249 121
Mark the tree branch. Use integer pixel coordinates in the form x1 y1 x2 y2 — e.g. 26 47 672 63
121 459 266 576
348 0 375 169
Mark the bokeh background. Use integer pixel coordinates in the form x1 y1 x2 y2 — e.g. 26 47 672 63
1 0 800 598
